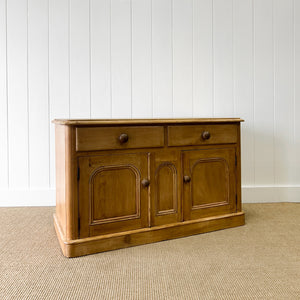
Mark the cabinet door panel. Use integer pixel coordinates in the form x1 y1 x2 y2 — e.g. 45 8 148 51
151 150 182 226
183 147 236 220
191 158 229 208
156 163 177 213
91 166 140 223
78 153 149 237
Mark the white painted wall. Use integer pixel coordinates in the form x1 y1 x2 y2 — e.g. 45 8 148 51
0 0 300 206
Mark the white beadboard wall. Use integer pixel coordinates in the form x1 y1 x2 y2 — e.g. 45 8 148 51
0 0 300 206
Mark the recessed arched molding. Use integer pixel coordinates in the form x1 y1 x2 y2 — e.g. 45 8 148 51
154 162 178 216
190 157 230 210
89 164 141 225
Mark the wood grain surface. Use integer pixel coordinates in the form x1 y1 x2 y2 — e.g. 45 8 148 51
54 119 244 257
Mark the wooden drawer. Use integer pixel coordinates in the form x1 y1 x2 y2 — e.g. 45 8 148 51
76 126 164 151
167 124 237 146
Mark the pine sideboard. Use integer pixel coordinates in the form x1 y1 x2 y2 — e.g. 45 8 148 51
53 118 245 257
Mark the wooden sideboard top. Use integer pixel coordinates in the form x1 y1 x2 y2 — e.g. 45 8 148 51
52 118 244 126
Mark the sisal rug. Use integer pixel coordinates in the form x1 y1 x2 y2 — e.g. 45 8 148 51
0 203 299 299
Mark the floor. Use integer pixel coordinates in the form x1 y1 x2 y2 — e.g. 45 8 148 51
0 203 299 299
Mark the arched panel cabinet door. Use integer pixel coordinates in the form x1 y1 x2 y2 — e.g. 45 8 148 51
150 150 182 226
182 147 237 220
78 153 150 238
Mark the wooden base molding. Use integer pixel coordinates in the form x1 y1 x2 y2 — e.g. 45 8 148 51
54 212 245 257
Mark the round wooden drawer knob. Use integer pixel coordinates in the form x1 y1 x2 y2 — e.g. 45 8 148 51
119 133 129 144
201 131 211 140
141 179 150 187
183 175 191 183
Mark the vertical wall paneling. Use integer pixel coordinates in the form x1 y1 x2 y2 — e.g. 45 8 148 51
253 0 275 185
192 0 213 117
90 0 111 118
49 0 70 187
274 0 295 185
28 0 49 187
2 0 300 205
173 0 193 117
152 0 173 117
213 0 234 117
7 0 29 188
69 0 90 118
233 0 255 185
0 0 8 188
111 0 132 118
131 0 152 118
295 0 300 183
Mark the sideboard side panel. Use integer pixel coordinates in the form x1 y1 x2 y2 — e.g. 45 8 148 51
55 124 67 239
55 125 78 241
